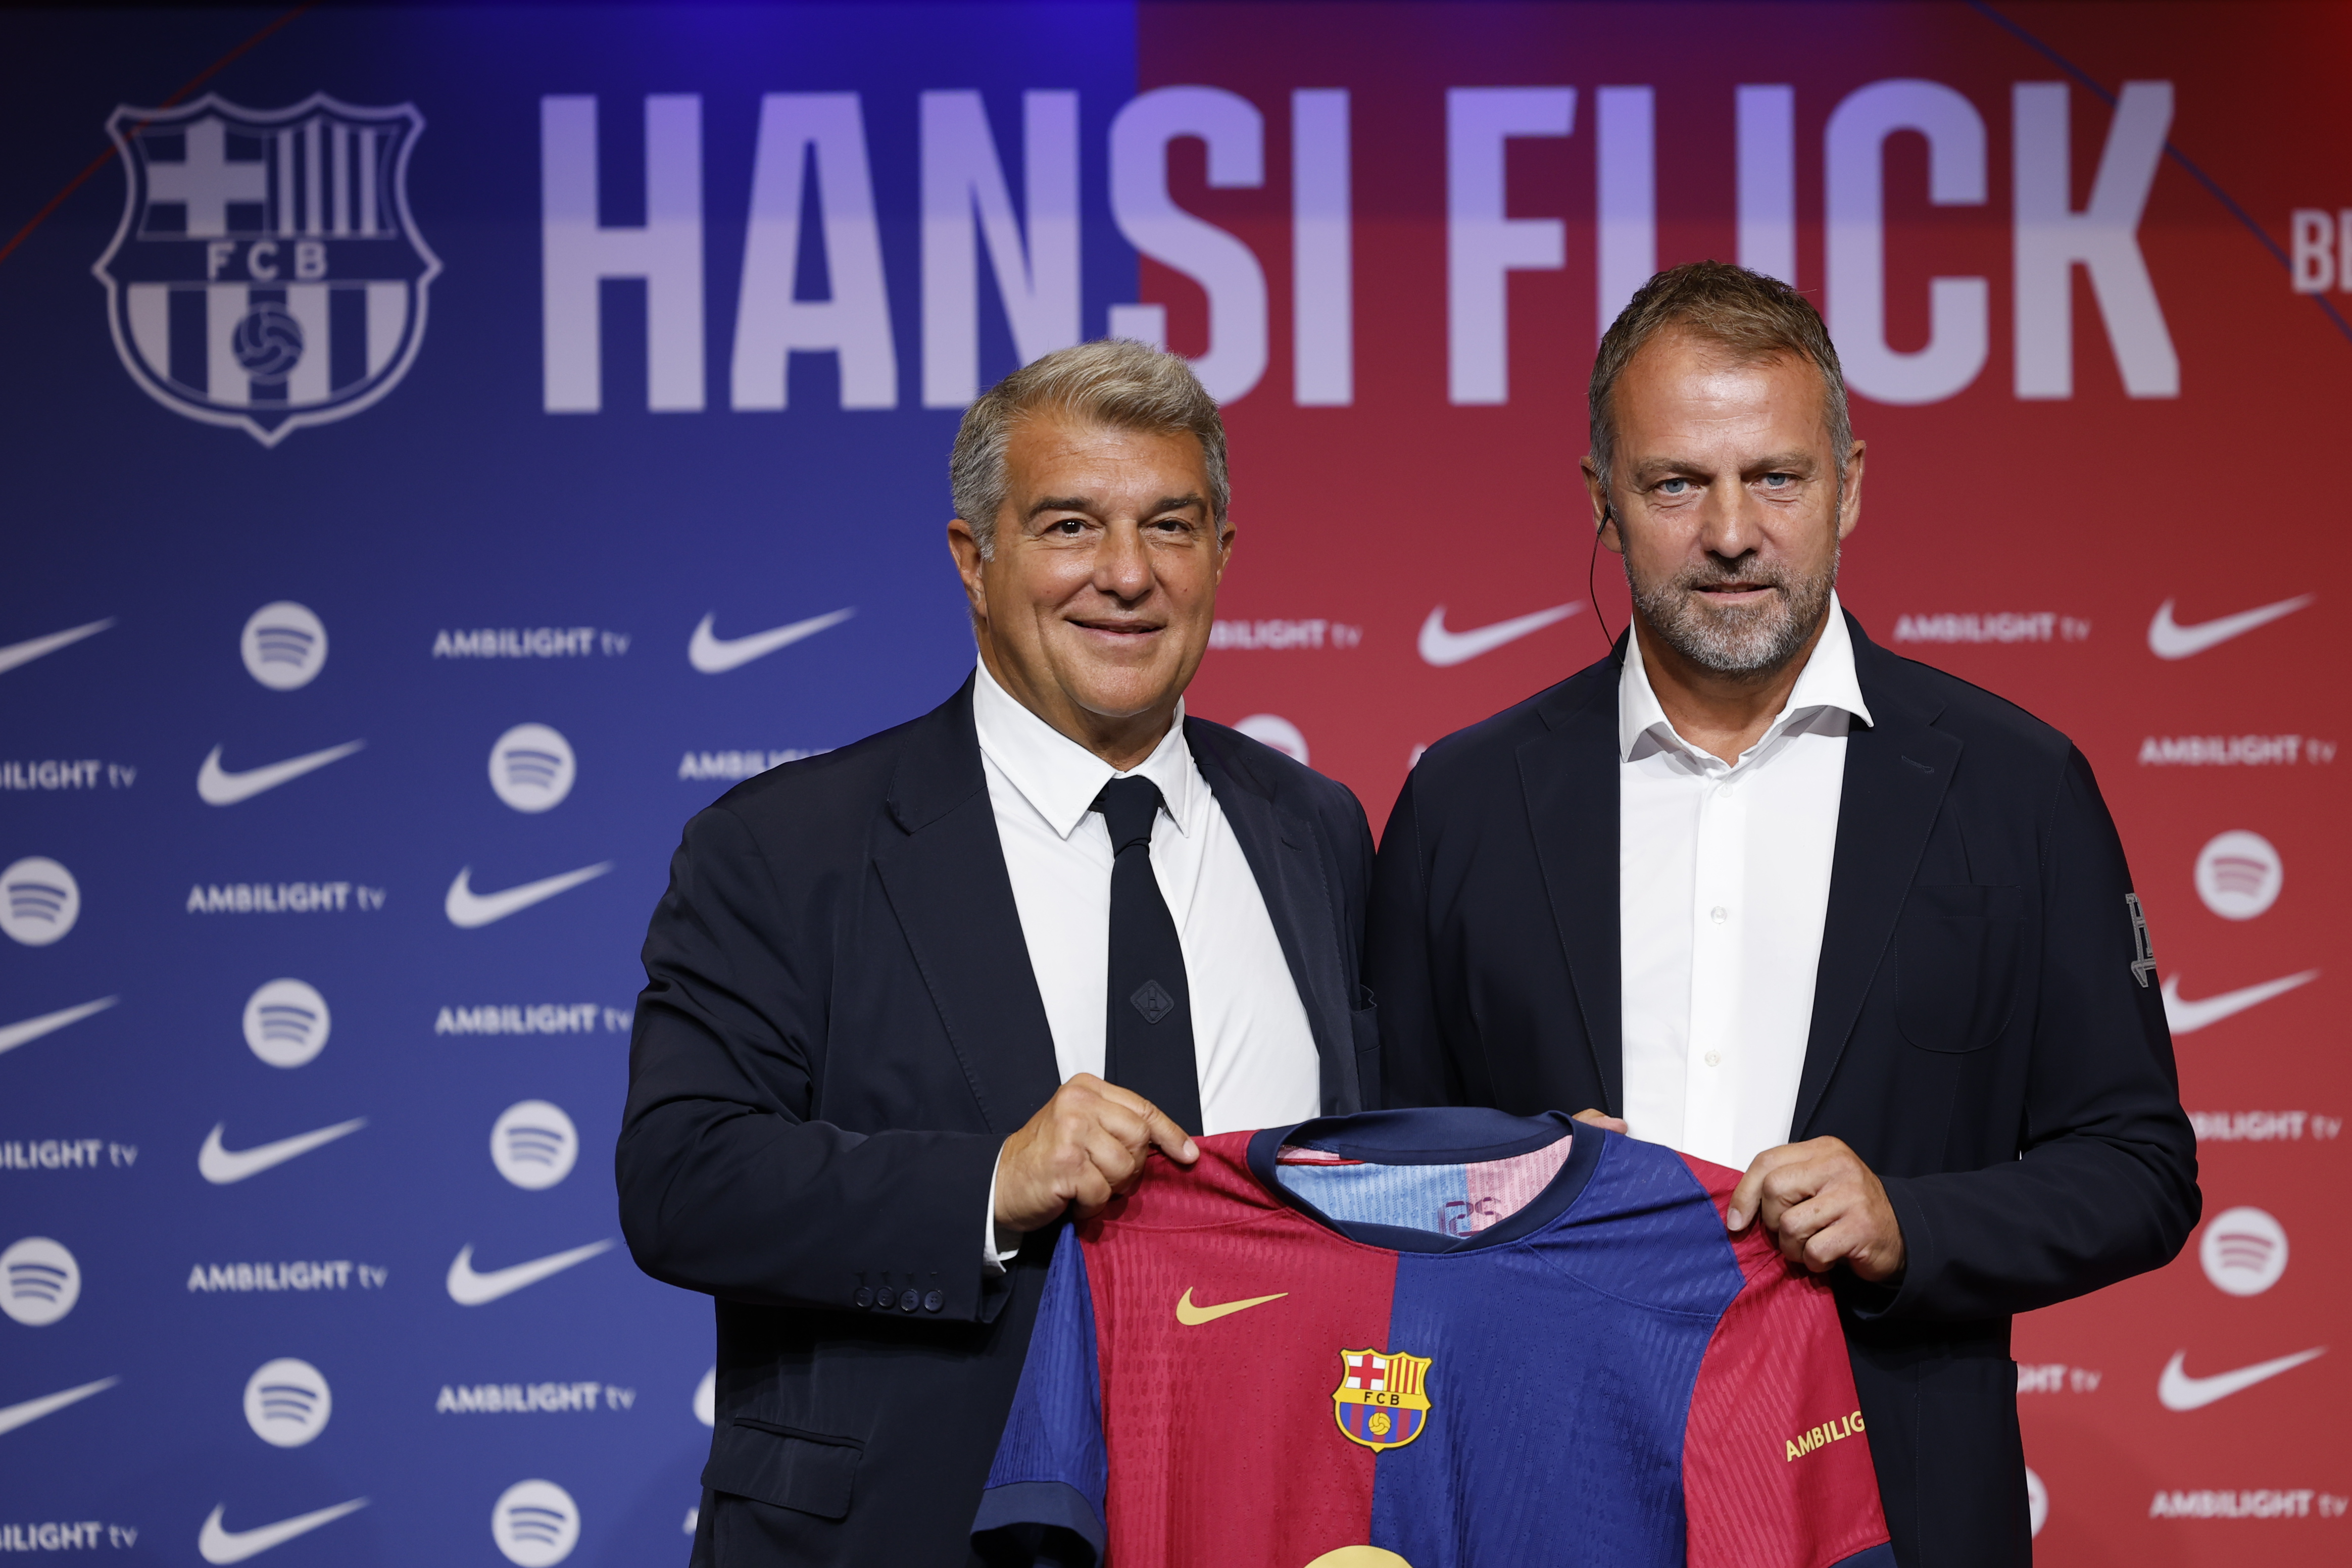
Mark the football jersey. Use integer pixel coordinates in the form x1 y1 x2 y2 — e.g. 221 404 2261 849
973 1108 1892 1568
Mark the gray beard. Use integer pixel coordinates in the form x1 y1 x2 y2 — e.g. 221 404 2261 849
1627 544 1839 676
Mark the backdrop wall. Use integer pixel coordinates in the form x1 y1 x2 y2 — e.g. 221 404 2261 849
3 4 2342 1564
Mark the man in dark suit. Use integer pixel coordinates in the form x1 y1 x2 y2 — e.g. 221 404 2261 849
621 340 1377 1565
1369 263 2197 1566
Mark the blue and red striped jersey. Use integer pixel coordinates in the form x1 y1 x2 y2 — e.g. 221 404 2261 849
974 1108 1892 1568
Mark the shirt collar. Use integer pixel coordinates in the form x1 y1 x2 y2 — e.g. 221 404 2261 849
971 660 1198 840
1617 591 1872 765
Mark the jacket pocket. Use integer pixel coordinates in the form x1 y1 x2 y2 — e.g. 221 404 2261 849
701 1418 862 1520
1896 884 2024 1054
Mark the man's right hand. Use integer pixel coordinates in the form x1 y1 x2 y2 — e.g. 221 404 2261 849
1571 1108 1629 1135
993 1073 1198 1236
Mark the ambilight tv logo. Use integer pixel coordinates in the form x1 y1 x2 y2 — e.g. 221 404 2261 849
91 94 438 446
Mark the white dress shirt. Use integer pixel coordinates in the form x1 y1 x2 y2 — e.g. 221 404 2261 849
973 661 1323 1256
1618 595 1872 1172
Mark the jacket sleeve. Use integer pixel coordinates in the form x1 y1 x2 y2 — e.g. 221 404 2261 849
1367 769 1466 1109
615 800 1010 1322
1869 748 2200 1321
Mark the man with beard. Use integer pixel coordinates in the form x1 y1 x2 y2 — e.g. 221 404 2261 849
1367 262 2196 1566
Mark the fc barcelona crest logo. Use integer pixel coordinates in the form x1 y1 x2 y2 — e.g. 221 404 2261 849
91 93 439 446
1332 1347 1433 1452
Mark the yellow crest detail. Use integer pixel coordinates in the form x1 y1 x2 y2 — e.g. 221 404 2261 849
1332 1347 1434 1452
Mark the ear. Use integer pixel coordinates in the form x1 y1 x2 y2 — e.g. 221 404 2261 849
1835 440 1866 542
947 517 990 621
1580 456 1624 555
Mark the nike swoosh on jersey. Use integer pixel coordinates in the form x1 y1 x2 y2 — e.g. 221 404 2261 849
446 1240 614 1305
196 740 366 806
198 1118 367 1185
444 862 613 928
2161 970 2320 1035
1175 1286 1290 1325
0 1376 119 1437
2157 1346 2326 1411
0 996 118 1058
0 617 115 676
2146 594 2314 660
197 1499 368 1564
1417 602 1582 667
688 608 856 673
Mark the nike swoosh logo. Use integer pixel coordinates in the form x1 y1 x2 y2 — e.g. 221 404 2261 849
0 1376 119 1436
446 1240 614 1305
2157 1346 2326 1411
0 617 115 676
688 608 856 673
0 996 119 1058
444 862 613 928
1175 1286 1289 1325
2162 970 2320 1035
197 740 366 806
197 1499 368 1564
2147 594 2314 660
198 1118 367 1185
1417 602 1582 667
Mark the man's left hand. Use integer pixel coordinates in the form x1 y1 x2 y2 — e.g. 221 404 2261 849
1725 1137 1905 1283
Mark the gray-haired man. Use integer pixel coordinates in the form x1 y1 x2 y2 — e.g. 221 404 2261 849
621 340 1379 1567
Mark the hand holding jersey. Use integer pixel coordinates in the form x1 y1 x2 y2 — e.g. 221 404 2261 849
994 1073 1198 1234
1575 1110 1905 1282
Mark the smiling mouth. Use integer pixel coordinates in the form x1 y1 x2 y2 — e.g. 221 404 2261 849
1069 618 1163 637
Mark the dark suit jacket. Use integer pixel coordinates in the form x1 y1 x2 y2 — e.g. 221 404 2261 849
1368 615 2198 1568
619 676 1378 1566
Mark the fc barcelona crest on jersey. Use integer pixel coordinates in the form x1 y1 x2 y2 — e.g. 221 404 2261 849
90 93 439 446
1332 1347 1433 1452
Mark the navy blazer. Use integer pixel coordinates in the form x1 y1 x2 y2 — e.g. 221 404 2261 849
618 675 1377 1567
1368 615 2198 1567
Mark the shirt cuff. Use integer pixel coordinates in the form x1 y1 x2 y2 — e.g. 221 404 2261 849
985 1148 1022 1270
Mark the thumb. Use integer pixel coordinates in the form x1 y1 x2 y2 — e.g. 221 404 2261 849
1142 1102 1199 1164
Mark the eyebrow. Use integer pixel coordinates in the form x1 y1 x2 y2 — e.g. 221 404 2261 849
1631 452 1819 478
1023 494 1208 520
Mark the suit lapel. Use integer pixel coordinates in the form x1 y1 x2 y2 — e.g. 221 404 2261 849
872 678 1063 1137
1516 658 1626 1115
1188 721 1357 1112
1792 622 1961 1135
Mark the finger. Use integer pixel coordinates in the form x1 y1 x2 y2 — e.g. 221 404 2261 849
1772 1192 1844 1249
1800 1212 1878 1274
1726 1144 1803 1230
1064 1161 1115 1215
1079 1125 1147 1191
1070 1079 1199 1164
1141 1102 1200 1163
1571 1109 1630 1135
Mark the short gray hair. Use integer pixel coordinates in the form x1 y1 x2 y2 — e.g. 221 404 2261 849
950 338 1229 557
1589 261 1853 496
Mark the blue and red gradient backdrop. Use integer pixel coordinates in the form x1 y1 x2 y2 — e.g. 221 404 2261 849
3 4 2344 1563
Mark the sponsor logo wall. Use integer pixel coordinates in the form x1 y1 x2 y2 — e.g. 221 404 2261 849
1 4 2339 1563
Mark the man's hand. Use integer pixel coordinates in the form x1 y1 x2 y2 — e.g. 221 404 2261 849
1571 1108 1629 1134
993 1073 1198 1236
1726 1136 1905 1282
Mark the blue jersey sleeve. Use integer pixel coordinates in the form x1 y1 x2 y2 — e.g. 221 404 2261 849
971 1225 1107 1566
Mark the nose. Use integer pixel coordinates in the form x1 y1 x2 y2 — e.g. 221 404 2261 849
1697 478 1763 564
1094 519 1155 603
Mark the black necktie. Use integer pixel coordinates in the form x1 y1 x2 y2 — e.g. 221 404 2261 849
1092 775 1203 1136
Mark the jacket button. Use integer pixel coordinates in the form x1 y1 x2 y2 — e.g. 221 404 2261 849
853 1287 872 1308
875 1286 895 1309
923 1290 944 1312
898 1290 919 1312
